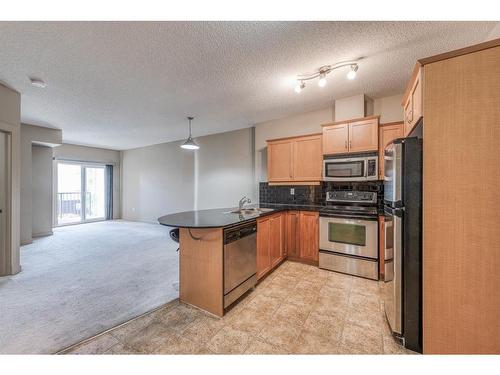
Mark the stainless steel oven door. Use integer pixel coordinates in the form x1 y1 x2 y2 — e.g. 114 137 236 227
384 207 403 335
323 157 367 182
319 216 378 258
384 142 402 204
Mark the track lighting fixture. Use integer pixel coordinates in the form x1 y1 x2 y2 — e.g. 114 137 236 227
294 61 359 93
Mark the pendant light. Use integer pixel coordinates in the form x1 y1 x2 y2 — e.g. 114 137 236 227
180 116 199 150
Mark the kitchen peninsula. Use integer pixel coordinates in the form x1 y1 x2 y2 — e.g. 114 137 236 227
158 207 276 317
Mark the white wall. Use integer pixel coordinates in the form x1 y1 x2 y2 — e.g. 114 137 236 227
121 140 195 223
334 94 366 121
121 128 255 223
20 124 62 245
53 143 122 220
0 83 21 276
373 94 404 123
195 128 255 210
31 145 53 237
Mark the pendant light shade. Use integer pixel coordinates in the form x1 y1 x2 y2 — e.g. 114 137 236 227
180 116 199 150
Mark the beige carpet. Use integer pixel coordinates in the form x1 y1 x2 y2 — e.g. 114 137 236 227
0 220 179 354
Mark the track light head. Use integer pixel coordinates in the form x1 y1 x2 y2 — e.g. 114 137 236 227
294 81 306 94
347 64 358 80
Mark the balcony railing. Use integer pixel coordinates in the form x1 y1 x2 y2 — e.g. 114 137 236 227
57 192 95 222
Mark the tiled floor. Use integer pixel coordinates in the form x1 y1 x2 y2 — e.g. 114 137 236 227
64 261 416 355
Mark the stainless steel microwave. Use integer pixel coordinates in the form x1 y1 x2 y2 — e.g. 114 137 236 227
323 155 378 182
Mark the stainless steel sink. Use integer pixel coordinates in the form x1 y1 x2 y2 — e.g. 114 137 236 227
224 207 274 215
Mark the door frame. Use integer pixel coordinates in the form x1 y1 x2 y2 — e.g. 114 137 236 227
0 120 20 276
54 160 107 227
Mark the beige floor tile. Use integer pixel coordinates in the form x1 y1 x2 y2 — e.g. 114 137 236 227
302 310 344 340
318 284 351 300
151 303 201 332
108 313 156 341
104 342 142 355
181 315 227 344
244 338 288 354
292 328 342 354
228 308 269 335
273 301 313 326
245 294 282 316
345 307 386 332
340 323 383 354
348 292 380 312
313 295 350 317
257 316 303 350
66 332 120 354
150 332 207 354
206 326 253 354
351 277 381 297
124 320 176 354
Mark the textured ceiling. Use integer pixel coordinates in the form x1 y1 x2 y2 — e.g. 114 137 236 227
0 21 497 150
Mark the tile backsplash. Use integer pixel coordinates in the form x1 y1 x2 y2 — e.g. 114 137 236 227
259 181 383 207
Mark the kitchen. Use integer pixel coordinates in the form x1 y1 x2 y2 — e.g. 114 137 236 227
155 38 499 355
1 15 498 364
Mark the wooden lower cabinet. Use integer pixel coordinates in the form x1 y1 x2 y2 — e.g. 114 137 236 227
269 213 285 268
285 211 300 258
257 212 285 280
257 210 319 280
256 216 271 279
298 211 319 262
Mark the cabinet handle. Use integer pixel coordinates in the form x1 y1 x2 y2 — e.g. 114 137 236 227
349 140 352 149
345 140 347 149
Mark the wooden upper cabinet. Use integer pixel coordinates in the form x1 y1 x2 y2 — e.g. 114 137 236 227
298 211 319 262
256 216 271 280
322 123 348 154
379 122 404 179
267 139 293 182
269 213 285 268
285 211 300 258
348 118 379 152
293 134 322 181
267 134 322 184
402 64 423 136
322 116 379 155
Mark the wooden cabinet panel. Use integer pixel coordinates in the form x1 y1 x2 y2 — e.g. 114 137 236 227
403 65 423 136
379 122 404 179
322 123 349 155
268 140 293 182
348 118 379 152
299 211 319 262
285 211 300 258
269 213 284 268
293 135 322 181
256 216 271 279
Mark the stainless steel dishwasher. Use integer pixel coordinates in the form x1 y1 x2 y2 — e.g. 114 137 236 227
223 220 257 309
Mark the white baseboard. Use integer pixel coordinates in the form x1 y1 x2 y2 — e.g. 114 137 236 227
32 231 54 238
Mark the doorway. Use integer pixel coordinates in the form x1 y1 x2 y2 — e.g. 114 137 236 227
56 162 106 226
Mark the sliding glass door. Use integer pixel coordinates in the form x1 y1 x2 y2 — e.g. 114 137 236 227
57 163 106 225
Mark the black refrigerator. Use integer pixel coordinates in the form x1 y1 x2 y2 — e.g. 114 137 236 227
383 120 423 353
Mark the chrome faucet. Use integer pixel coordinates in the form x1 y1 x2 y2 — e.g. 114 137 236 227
239 196 251 210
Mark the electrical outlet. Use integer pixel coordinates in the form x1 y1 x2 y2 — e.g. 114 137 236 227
290 188 295 195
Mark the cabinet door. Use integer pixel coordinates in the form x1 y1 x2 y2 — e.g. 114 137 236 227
411 73 422 125
268 140 293 182
299 211 319 262
257 217 271 279
293 135 322 181
348 118 379 152
379 123 404 179
269 213 284 268
285 211 300 258
322 123 349 155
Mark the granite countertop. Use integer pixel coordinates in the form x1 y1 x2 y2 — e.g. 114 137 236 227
157 203 381 229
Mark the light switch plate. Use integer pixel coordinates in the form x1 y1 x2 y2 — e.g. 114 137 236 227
290 188 295 195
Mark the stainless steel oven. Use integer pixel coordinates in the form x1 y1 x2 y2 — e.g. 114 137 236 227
323 154 378 182
319 216 378 258
318 190 379 280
